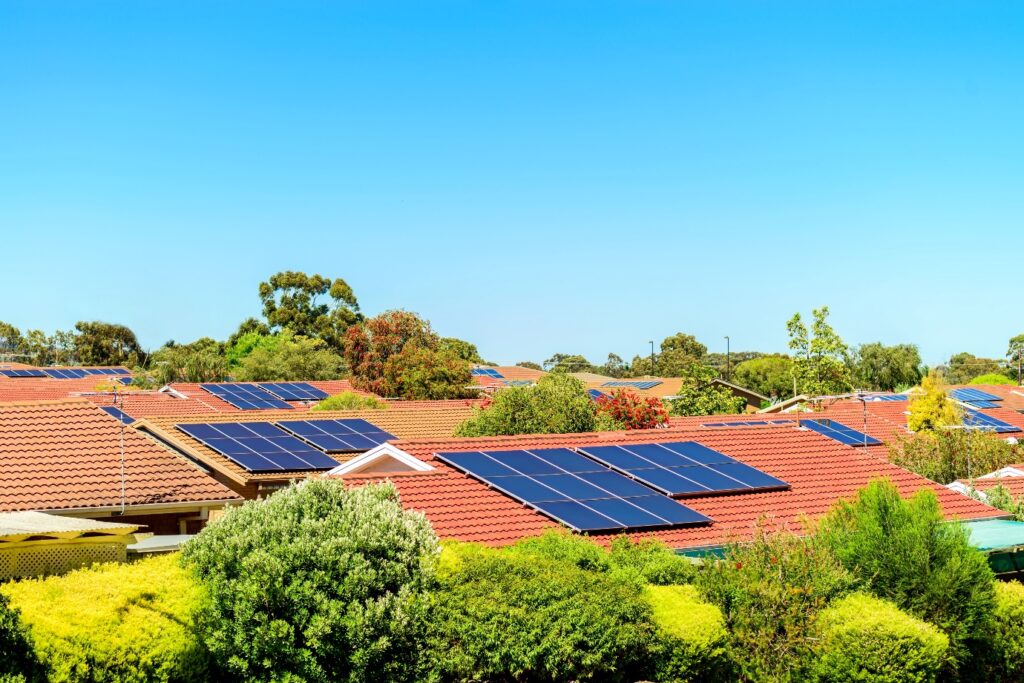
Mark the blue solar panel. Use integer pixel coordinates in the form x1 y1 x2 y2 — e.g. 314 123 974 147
471 368 505 378
435 447 711 532
0 369 47 378
87 368 131 376
601 380 664 390
100 406 134 425
864 394 909 402
116 376 134 385
257 382 330 401
701 420 792 427
177 422 339 471
276 419 396 452
963 410 1022 434
43 368 90 379
587 388 608 401
200 383 293 410
576 442 789 498
800 419 881 446
951 388 1002 403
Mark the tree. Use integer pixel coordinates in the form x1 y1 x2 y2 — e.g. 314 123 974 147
888 429 1024 485
455 373 597 436
0 591 37 680
73 321 143 367
816 479 996 669
181 480 439 683
787 307 852 395
438 337 483 363
544 353 596 374
149 337 228 384
666 364 746 417
516 361 543 371
661 333 707 358
226 317 271 348
704 351 764 377
628 332 708 378
849 342 923 391
595 389 669 430
598 353 628 378
258 271 360 350
732 355 796 399
945 352 1005 385
1008 334 1024 384
343 311 472 399
907 371 960 432
0 321 23 356
970 373 1016 385
232 330 344 382
312 391 387 411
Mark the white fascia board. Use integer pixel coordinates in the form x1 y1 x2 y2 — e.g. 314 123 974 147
327 443 433 475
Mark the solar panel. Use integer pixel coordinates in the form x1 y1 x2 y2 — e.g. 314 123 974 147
576 441 789 498
471 368 505 378
100 406 134 425
800 419 881 446
587 388 608 401
601 380 664 390
276 419 397 452
257 382 330 401
436 447 711 532
200 383 293 410
176 422 339 472
43 368 89 379
116 376 134 385
865 394 909 402
951 388 1002 403
0 369 47 378
701 420 792 427
963 410 1022 434
504 380 534 387
87 368 132 376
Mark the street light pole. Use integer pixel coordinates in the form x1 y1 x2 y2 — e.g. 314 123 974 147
649 340 655 376
724 336 731 381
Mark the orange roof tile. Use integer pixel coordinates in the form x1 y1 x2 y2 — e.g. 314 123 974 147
0 399 241 513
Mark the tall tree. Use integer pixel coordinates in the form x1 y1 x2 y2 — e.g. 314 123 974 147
149 337 228 384
732 355 796 400
258 271 360 350
597 353 628 378
439 337 484 363
666 363 747 416
629 332 708 377
543 353 596 374
516 361 543 371
0 321 23 356
1008 334 1024 384
73 321 142 367
850 342 923 391
786 307 851 396
944 352 1004 385
233 331 344 382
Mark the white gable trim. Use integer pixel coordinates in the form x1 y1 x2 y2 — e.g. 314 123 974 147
979 466 1024 479
327 444 433 475
158 385 189 399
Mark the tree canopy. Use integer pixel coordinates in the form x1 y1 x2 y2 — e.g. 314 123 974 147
731 354 796 400
907 371 960 432
455 373 597 436
73 321 144 367
849 342 923 391
258 271 361 350
786 306 852 396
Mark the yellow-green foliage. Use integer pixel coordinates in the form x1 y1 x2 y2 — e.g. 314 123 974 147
312 390 387 411
1 554 208 683
990 581 1024 681
810 593 948 683
907 371 960 432
644 584 732 682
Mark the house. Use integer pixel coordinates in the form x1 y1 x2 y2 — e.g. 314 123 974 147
585 376 768 413
0 399 242 534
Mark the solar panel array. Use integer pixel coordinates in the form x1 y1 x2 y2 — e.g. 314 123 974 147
177 422 340 472
277 419 396 452
100 406 134 425
0 369 47 378
950 388 1003 409
587 388 608 401
471 368 505 378
601 380 664 390
800 419 881 446
864 394 909 402
963 410 1022 434
87 368 131 376
701 420 792 427
436 447 711 532
43 368 89 379
258 382 329 401
577 442 789 498
200 383 294 410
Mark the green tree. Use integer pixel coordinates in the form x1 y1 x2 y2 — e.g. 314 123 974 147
816 479 996 669
850 342 923 391
598 352 629 378
232 331 344 382
544 353 596 373
970 373 1016 385
888 429 1024 485
455 373 596 436
787 306 852 395
705 351 765 376
907 371 960 432
732 354 797 399
945 352 1005 385
73 321 143 367
1007 334 1024 383
225 317 271 348
258 271 360 350
0 321 24 356
628 332 708 378
181 480 438 683
438 337 483 363
516 361 543 371
384 345 474 400
667 364 746 417
312 391 387 411
149 337 228 384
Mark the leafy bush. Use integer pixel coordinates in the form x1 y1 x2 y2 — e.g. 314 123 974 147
1 554 207 683
428 541 657 682
644 584 732 682
816 479 995 669
889 429 1024 485
594 389 669 430
809 593 948 683
987 581 1024 682
0 591 35 681
907 371 960 432
970 374 1016 385
695 527 854 681
977 483 1024 521
312 391 387 411
455 373 597 436
607 536 695 585
181 480 439 683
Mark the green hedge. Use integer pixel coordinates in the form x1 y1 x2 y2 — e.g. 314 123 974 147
809 593 949 683
643 584 732 682
988 581 1024 681
1 554 208 683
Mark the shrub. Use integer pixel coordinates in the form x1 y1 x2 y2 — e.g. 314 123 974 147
695 526 853 681
428 541 658 682
181 480 439 683
1 554 206 683
607 536 695 585
889 429 1024 485
312 391 387 411
0 591 35 681
644 584 732 682
907 371 960 432
595 389 669 430
969 374 1015 385
455 373 597 437
816 479 995 669
988 581 1024 681
809 593 948 683
509 529 609 571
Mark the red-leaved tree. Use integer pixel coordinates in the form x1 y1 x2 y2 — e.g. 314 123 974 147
595 389 669 430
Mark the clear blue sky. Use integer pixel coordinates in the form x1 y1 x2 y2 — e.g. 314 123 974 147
2 1 1022 367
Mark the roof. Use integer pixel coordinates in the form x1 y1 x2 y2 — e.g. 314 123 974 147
332 424 1000 549
137 404 477 486
0 511 139 542
471 366 548 388
0 400 241 513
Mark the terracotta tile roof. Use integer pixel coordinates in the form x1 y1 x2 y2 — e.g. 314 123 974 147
335 424 1000 549
472 366 548 388
0 376 125 402
137 404 477 487
0 399 241 513
958 476 1024 497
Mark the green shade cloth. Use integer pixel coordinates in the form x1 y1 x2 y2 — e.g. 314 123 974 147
964 519 1024 552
